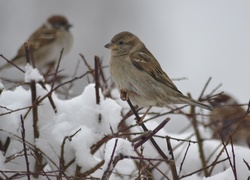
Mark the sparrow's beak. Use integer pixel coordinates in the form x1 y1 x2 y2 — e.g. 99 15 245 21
104 43 118 50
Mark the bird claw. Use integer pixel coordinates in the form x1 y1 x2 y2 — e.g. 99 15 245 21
120 90 129 101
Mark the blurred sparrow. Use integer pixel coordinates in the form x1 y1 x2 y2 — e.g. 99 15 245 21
105 31 212 110
0 15 73 72
209 93 250 146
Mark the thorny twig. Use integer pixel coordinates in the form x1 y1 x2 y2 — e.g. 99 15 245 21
37 71 92 104
0 54 25 73
0 105 32 116
243 159 250 170
198 77 211 101
166 136 179 180
179 158 228 179
1 128 69 177
63 59 81 99
127 99 169 161
147 160 170 180
134 118 170 149
208 101 250 175
179 141 191 175
219 134 237 180
24 43 43 178
125 99 182 180
95 56 100 104
20 115 31 180
51 48 64 90
80 53 95 78
102 139 119 180
38 81 57 113
188 93 208 177
231 137 237 179
59 128 81 179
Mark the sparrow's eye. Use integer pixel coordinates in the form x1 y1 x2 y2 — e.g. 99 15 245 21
53 23 62 28
118 41 124 45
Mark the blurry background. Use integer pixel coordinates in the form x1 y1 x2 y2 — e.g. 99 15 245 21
0 0 249 103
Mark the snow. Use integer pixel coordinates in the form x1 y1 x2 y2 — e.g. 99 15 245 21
0 81 249 179
0 83 122 176
104 138 134 163
24 63 44 82
103 138 135 179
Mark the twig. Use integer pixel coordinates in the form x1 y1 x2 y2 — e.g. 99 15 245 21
179 158 228 179
63 59 81 99
219 134 237 180
0 54 25 73
231 137 237 179
0 171 8 179
131 131 152 143
179 141 191 175
51 48 64 90
102 139 119 180
208 84 223 98
99 61 109 92
20 115 31 180
188 93 208 177
243 159 250 170
146 160 170 180
37 71 92 104
0 129 68 177
24 42 31 65
198 77 211 101
166 137 179 180
38 82 57 113
136 146 144 179
79 53 95 78
91 135 112 155
30 80 39 138
94 56 100 104
59 128 81 179
0 105 32 116
133 118 170 149
125 99 185 180
209 101 250 175
127 99 169 161
24 42 43 179
171 77 188 81
77 160 105 178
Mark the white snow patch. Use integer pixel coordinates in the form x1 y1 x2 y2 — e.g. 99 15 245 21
24 63 43 82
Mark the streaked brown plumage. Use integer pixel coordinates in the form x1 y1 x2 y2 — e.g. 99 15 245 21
0 15 73 72
105 31 212 110
209 93 250 146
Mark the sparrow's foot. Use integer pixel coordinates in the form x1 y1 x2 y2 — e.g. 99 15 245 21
120 89 129 101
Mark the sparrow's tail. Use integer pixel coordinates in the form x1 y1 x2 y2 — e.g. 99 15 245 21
180 96 213 111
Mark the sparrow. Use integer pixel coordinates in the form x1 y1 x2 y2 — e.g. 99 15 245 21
0 15 73 72
105 31 212 110
209 93 250 146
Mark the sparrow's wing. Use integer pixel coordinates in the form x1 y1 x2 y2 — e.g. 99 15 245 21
130 48 182 94
13 25 57 60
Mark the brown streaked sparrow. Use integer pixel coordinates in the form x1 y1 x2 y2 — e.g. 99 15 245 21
105 31 212 110
209 93 250 146
0 15 73 72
